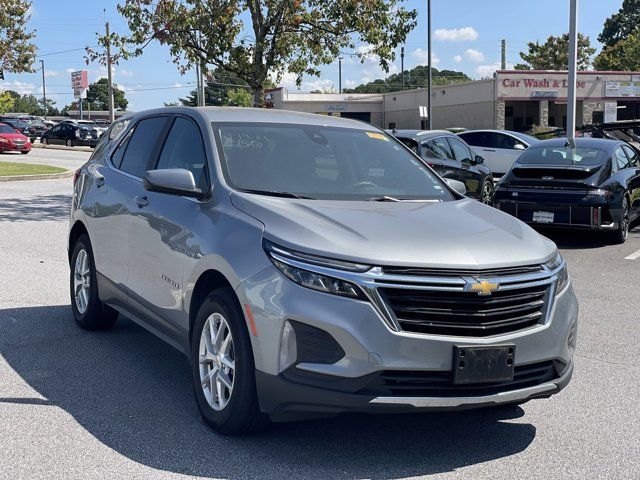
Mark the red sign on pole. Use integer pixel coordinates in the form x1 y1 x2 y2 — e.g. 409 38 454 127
71 70 88 99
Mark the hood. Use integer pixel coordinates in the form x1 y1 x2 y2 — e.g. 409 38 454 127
230 193 557 269
0 132 28 141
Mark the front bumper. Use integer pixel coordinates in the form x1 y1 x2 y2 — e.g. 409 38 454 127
256 361 573 421
241 263 579 420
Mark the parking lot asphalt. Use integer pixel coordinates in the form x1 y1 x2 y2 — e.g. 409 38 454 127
0 147 91 171
1 168 639 479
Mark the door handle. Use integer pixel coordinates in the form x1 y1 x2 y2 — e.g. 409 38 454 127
482 149 496 152
134 195 149 207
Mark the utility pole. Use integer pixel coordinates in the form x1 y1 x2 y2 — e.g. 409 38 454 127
501 39 507 71
338 57 342 94
196 62 201 106
426 0 432 129
401 47 405 91
567 0 578 142
40 60 47 120
105 21 115 122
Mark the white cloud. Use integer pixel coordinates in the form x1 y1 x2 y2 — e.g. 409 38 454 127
476 61 513 78
0 80 36 95
345 79 356 88
276 71 335 92
44 70 61 77
410 48 440 67
434 27 479 42
65 68 77 74
465 49 485 63
118 69 134 77
453 55 463 63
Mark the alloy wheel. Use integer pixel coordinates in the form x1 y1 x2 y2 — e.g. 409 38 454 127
73 249 91 314
481 180 494 205
621 201 629 240
199 313 236 411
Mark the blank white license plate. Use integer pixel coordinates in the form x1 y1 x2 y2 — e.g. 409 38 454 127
532 211 554 223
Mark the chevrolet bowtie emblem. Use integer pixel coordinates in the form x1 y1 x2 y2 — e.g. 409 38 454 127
469 279 499 296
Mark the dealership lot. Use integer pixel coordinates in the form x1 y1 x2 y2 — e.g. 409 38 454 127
1 150 639 479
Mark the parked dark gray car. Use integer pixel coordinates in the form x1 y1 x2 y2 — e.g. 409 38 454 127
68 107 578 434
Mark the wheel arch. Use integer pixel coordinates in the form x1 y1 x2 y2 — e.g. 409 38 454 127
188 269 239 342
68 220 89 264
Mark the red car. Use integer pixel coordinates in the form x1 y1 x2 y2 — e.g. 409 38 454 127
0 122 31 154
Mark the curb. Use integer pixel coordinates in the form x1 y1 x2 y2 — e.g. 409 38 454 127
31 143 94 153
0 169 74 182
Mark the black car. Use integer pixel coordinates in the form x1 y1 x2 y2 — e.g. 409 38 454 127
494 137 640 243
0 117 31 138
390 129 495 204
26 121 48 142
41 123 99 147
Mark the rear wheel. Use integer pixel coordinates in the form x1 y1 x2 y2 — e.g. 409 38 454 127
69 234 118 330
41 137 48 145
191 290 269 435
66 139 74 147
611 197 630 244
20 151 29 155
480 178 494 205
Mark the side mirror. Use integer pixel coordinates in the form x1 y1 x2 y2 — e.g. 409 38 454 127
143 168 207 199
473 155 484 165
514 143 526 151
445 178 467 195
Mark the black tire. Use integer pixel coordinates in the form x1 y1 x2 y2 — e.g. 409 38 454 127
480 178 494 206
191 290 269 435
41 137 48 145
69 234 118 330
611 196 630 244
66 139 74 147
21 151 29 155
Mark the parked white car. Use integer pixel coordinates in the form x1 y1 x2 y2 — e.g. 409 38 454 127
458 130 538 177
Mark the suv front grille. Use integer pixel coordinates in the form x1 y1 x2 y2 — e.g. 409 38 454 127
365 361 558 397
379 284 550 337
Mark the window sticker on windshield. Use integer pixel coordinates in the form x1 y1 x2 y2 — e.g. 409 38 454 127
369 168 385 177
365 132 389 141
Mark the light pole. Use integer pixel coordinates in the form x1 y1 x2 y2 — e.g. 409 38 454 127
40 60 47 119
567 0 578 143
427 0 432 129
338 56 342 94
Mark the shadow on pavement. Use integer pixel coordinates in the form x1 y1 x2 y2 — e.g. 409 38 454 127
534 224 640 250
1 305 536 479
0 194 71 222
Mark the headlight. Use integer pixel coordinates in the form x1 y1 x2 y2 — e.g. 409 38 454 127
545 253 569 292
264 240 367 299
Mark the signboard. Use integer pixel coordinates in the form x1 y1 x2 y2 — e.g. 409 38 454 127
531 90 559 99
606 80 640 97
71 70 88 99
604 102 617 123
324 104 348 112
418 105 428 118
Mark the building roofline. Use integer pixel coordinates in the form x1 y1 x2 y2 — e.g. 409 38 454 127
496 69 640 75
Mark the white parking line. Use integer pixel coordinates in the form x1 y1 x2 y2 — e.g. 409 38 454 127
624 249 640 260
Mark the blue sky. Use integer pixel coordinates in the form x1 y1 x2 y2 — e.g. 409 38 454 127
5 0 625 111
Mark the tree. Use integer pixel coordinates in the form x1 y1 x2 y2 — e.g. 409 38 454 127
86 0 418 107
598 0 640 47
225 88 252 107
515 34 596 71
594 30 640 71
0 92 15 114
86 78 129 110
0 0 37 74
343 65 471 94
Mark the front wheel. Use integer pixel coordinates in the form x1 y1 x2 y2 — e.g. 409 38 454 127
69 234 118 329
21 151 29 155
41 137 48 145
66 139 74 147
611 197 630 244
480 178 494 205
191 290 269 435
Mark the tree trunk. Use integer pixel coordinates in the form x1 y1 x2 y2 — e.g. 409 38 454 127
252 86 263 107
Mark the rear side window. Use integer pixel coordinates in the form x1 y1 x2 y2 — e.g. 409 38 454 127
154 117 208 188
459 131 489 148
118 116 168 177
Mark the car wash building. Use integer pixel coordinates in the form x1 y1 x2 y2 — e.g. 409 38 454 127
268 70 640 132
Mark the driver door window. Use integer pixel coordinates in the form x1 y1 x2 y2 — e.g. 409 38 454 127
154 117 209 189
622 145 639 167
447 137 473 163
424 138 453 160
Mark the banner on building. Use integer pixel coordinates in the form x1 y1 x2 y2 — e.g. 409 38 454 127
604 102 618 123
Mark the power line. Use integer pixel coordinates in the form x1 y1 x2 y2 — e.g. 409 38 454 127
37 46 98 58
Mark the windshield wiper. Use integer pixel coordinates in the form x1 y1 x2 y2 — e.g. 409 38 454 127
238 189 316 199
368 195 402 202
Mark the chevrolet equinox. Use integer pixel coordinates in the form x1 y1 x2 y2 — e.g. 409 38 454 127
69 107 578 434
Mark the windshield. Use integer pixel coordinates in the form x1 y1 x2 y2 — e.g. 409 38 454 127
516 146 608 166
0 125 16 134
213 122 454 201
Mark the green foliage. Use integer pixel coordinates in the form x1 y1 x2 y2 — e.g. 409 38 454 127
516 34 595 71
86 78 129 110
87 0 418 106
0 0 37 74
343 65 470 94
0 92 15 114
225 88 252 107
594 30 640 71
1 90 59 116
598 0 640 47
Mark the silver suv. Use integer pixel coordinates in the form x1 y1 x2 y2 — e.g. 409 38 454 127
69 107 578 434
